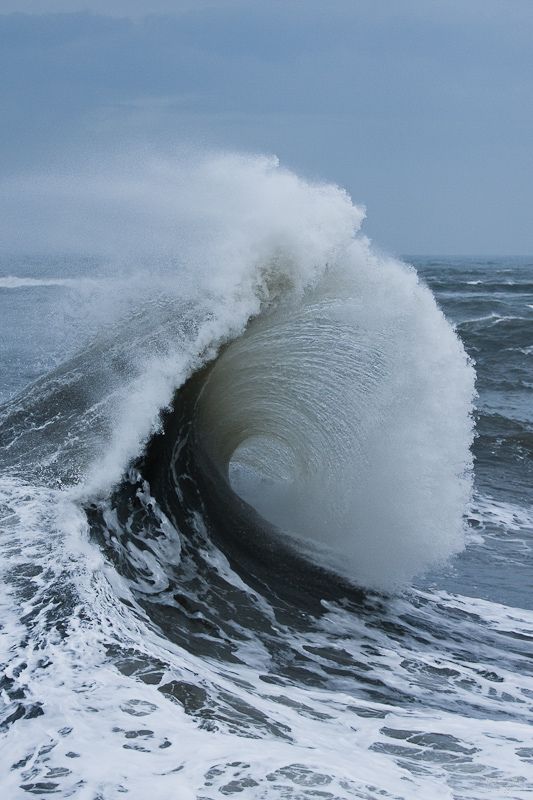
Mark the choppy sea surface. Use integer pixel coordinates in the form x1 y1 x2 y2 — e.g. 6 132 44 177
0 248 531 797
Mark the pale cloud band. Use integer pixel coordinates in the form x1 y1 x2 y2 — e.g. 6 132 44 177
0 0 532 253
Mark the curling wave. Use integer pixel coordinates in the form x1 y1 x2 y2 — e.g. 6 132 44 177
0 152 475 592
190 261 475 590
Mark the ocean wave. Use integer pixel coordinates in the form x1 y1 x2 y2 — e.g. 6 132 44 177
7 154 528 800
0 153 475 590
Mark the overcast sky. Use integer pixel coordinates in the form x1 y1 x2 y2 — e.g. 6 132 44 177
1 0 532 254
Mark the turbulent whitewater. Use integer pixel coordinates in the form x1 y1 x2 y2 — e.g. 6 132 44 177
0 154 531 799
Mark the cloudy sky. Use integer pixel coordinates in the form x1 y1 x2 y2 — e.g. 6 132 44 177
0 0 532 254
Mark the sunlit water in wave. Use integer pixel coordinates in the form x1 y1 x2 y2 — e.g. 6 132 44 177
0 160 531 799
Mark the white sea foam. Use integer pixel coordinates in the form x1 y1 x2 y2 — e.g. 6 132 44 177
2 469 532 800
0 275 92 289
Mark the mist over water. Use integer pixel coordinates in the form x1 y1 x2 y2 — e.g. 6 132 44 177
0 153 531 799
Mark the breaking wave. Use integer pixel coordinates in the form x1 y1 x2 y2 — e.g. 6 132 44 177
1 151 475 590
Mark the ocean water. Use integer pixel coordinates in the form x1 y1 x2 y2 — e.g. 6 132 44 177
0 157 531 799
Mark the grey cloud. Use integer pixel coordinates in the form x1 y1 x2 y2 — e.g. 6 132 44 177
0 2 532 253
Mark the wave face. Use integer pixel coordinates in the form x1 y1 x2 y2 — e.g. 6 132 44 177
193 259 474 589
1 155 532 800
